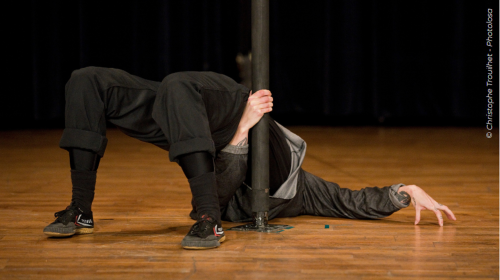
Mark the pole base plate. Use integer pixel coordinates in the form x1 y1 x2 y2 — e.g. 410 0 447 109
227 223 289 233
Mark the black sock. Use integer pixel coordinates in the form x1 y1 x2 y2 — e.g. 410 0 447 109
178 152 220 222
70 149 100 171
71 170 96 213
69 149 100 213
188 172 221 222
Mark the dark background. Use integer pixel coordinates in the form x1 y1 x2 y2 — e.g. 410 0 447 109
3 0 498 129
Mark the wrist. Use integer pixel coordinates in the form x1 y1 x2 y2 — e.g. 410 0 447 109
230 127 249 146
398 185 408 192
237 123 251 134
399 185 414 197
389 184 412 208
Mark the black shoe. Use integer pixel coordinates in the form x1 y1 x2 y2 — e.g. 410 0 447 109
43 203 94 237
181 214 225 249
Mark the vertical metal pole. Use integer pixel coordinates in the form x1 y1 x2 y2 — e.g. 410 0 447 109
250 0 270 227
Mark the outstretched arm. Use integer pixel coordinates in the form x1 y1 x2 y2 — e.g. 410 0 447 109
396 185 456 226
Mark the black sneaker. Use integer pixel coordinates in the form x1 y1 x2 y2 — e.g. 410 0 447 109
181 214 225 249
43 203 94 237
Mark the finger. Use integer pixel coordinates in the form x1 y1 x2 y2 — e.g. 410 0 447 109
257 103 273 110
434 200 456 221
251 90 264 98
259 99 273 106
251 98 273 108
261 89 271 95
415 207 421 225
426 196 453 225
255 107 272 114
432 208 444 227
261 107 272 113
254 103 273 111
248 93 270 103
256 96 273 103
438 204 457 221
254 89 271 97
250 100 273 109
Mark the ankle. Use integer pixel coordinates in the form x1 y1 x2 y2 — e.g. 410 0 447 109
189 172 221 222
198 213 221 226
70 201 92 214
71 170 96 215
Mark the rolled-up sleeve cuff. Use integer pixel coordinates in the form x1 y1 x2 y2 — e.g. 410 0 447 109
389 183 409 209
221 144 248 155
168 138 216 162
59 128 108 157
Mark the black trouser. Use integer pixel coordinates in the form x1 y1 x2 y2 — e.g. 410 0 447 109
59 67 249 161
222 168 400 222
219 121 400 222
294 170 399 219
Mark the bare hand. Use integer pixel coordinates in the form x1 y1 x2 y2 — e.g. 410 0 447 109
238 89 273 132
229 90 273 146
398 185 456 226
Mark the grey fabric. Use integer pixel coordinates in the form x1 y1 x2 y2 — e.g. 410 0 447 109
221 144 248 155
389 183 410 209
269 122 307 199
214 150 248 208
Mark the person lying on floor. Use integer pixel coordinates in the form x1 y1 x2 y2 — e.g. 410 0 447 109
43 67 456 250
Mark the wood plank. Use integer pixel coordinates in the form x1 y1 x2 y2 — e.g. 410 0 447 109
0 127 497 279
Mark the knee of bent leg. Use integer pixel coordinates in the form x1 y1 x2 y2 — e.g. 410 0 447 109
65 67 106 102
153 72 201 122
67 67 102 90
161 72 199 91
69 66 104 81
157 72 199 101
161 72 192 85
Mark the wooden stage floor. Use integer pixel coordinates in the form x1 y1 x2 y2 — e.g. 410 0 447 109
0 126 498 279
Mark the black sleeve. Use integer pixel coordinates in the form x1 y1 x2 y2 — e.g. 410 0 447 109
301 170 402 219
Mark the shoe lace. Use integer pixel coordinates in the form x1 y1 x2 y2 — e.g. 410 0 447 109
54 209 69 218
54 204 79 224
189 215 216 237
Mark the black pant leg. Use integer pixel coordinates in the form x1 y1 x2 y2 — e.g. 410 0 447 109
59 67 165 156
152 71 249 162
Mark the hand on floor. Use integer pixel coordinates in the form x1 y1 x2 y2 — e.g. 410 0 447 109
398 185 457 226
